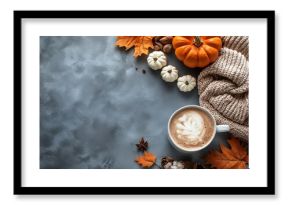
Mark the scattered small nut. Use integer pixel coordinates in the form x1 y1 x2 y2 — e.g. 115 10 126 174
154 36 162 42
159 36 173 45
163 44 172 54
155 42 163 49
154 45 162 51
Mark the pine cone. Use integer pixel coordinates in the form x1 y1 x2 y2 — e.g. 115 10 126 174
161 156 174 168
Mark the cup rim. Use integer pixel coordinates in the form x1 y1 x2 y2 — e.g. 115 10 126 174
167 105 217 152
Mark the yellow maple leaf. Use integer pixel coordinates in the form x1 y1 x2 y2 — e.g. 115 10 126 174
115 36 154 58
204 138 248 169
135 151 157 168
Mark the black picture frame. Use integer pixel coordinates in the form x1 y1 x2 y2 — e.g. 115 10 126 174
14 10 275 195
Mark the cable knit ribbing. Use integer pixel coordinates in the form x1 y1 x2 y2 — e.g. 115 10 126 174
198 36 249 141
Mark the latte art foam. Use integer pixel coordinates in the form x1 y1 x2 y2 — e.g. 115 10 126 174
169 108 215 149
175 112 206 145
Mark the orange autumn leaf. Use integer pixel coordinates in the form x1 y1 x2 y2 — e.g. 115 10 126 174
204 138 248 169
135 151 157 168
115 36 154 57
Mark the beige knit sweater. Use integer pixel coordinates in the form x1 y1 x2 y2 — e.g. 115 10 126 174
198 36 249 141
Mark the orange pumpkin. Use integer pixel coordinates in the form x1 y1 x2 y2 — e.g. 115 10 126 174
172 36 222 68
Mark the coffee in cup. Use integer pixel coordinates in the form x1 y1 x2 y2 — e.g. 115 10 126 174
168 105 229 152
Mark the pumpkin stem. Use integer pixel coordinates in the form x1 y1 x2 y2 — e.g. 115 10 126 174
153 57 158 61
193 36 203 47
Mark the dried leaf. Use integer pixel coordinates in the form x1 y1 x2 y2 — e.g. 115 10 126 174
115 36 154 57
136 137 149 152
204 138 248 169
115 36 136 50
135 151 156 168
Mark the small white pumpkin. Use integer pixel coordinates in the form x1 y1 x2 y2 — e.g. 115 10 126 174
177 75 196 92
161 65 179 82
147 51 167 70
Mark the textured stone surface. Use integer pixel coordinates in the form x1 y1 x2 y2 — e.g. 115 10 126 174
40 36 229 169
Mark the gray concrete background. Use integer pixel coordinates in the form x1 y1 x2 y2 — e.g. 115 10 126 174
40 36 229 169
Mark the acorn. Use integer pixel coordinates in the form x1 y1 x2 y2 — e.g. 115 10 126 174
163 44 173 54
159 36 173 45
153 42 163 51
154 36 163 42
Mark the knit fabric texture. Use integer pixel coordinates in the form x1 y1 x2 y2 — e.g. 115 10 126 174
198 36 249 141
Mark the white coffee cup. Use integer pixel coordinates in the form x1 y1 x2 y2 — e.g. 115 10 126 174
167 105 229 153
